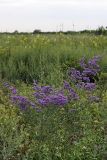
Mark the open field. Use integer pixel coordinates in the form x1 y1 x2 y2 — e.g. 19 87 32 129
0 34 107 84
0 34 107 160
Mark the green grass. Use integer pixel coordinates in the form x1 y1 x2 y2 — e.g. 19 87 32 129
0 34 107 84
0 83 107 160
0 33 107 160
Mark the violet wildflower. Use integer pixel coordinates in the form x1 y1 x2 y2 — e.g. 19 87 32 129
82 68 98 77
80 57 87 69
82 56 101 78
11 95 35 110
3 82 10 88
38 93 68 106
82 77 90 83
63 81 71 90
34 92 46 99
30 102 36 108
38 97 50 106
84 83 96 91
9 86 17 94
41 86 53 94
64 81 79 100
3 82 17 94
33 85 41 91
49 93 68 106
69 90 79 100
33 81 69 107
69 56 101 93
76 82 85 89
88 56 101 67
68 68 82 82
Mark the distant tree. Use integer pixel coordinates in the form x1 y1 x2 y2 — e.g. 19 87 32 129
33 29 41 34
12 30 19 34
96 26 106 35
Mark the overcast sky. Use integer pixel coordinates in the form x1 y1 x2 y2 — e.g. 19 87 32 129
0 0 107 32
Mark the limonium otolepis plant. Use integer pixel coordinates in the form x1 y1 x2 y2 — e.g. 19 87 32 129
2 55 101 111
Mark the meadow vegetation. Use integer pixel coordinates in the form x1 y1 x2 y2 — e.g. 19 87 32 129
0 33 107 160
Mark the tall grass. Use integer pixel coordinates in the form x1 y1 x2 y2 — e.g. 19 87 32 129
0 34 107 160
0 34 107 84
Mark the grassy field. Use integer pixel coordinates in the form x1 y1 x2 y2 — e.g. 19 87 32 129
0 34 107 84
0 33 107 160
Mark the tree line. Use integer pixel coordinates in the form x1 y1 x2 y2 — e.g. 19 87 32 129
0 26 107 35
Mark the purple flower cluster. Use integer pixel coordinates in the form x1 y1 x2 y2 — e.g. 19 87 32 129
80 56 101 70
63 81 79 100
69 56 101 91
11 95 35 110
76 82 96 91
3 82 36 110
33 81 69 106
81 56 101 78
3 82 18 94
38 94 68 106
68 68 82 82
